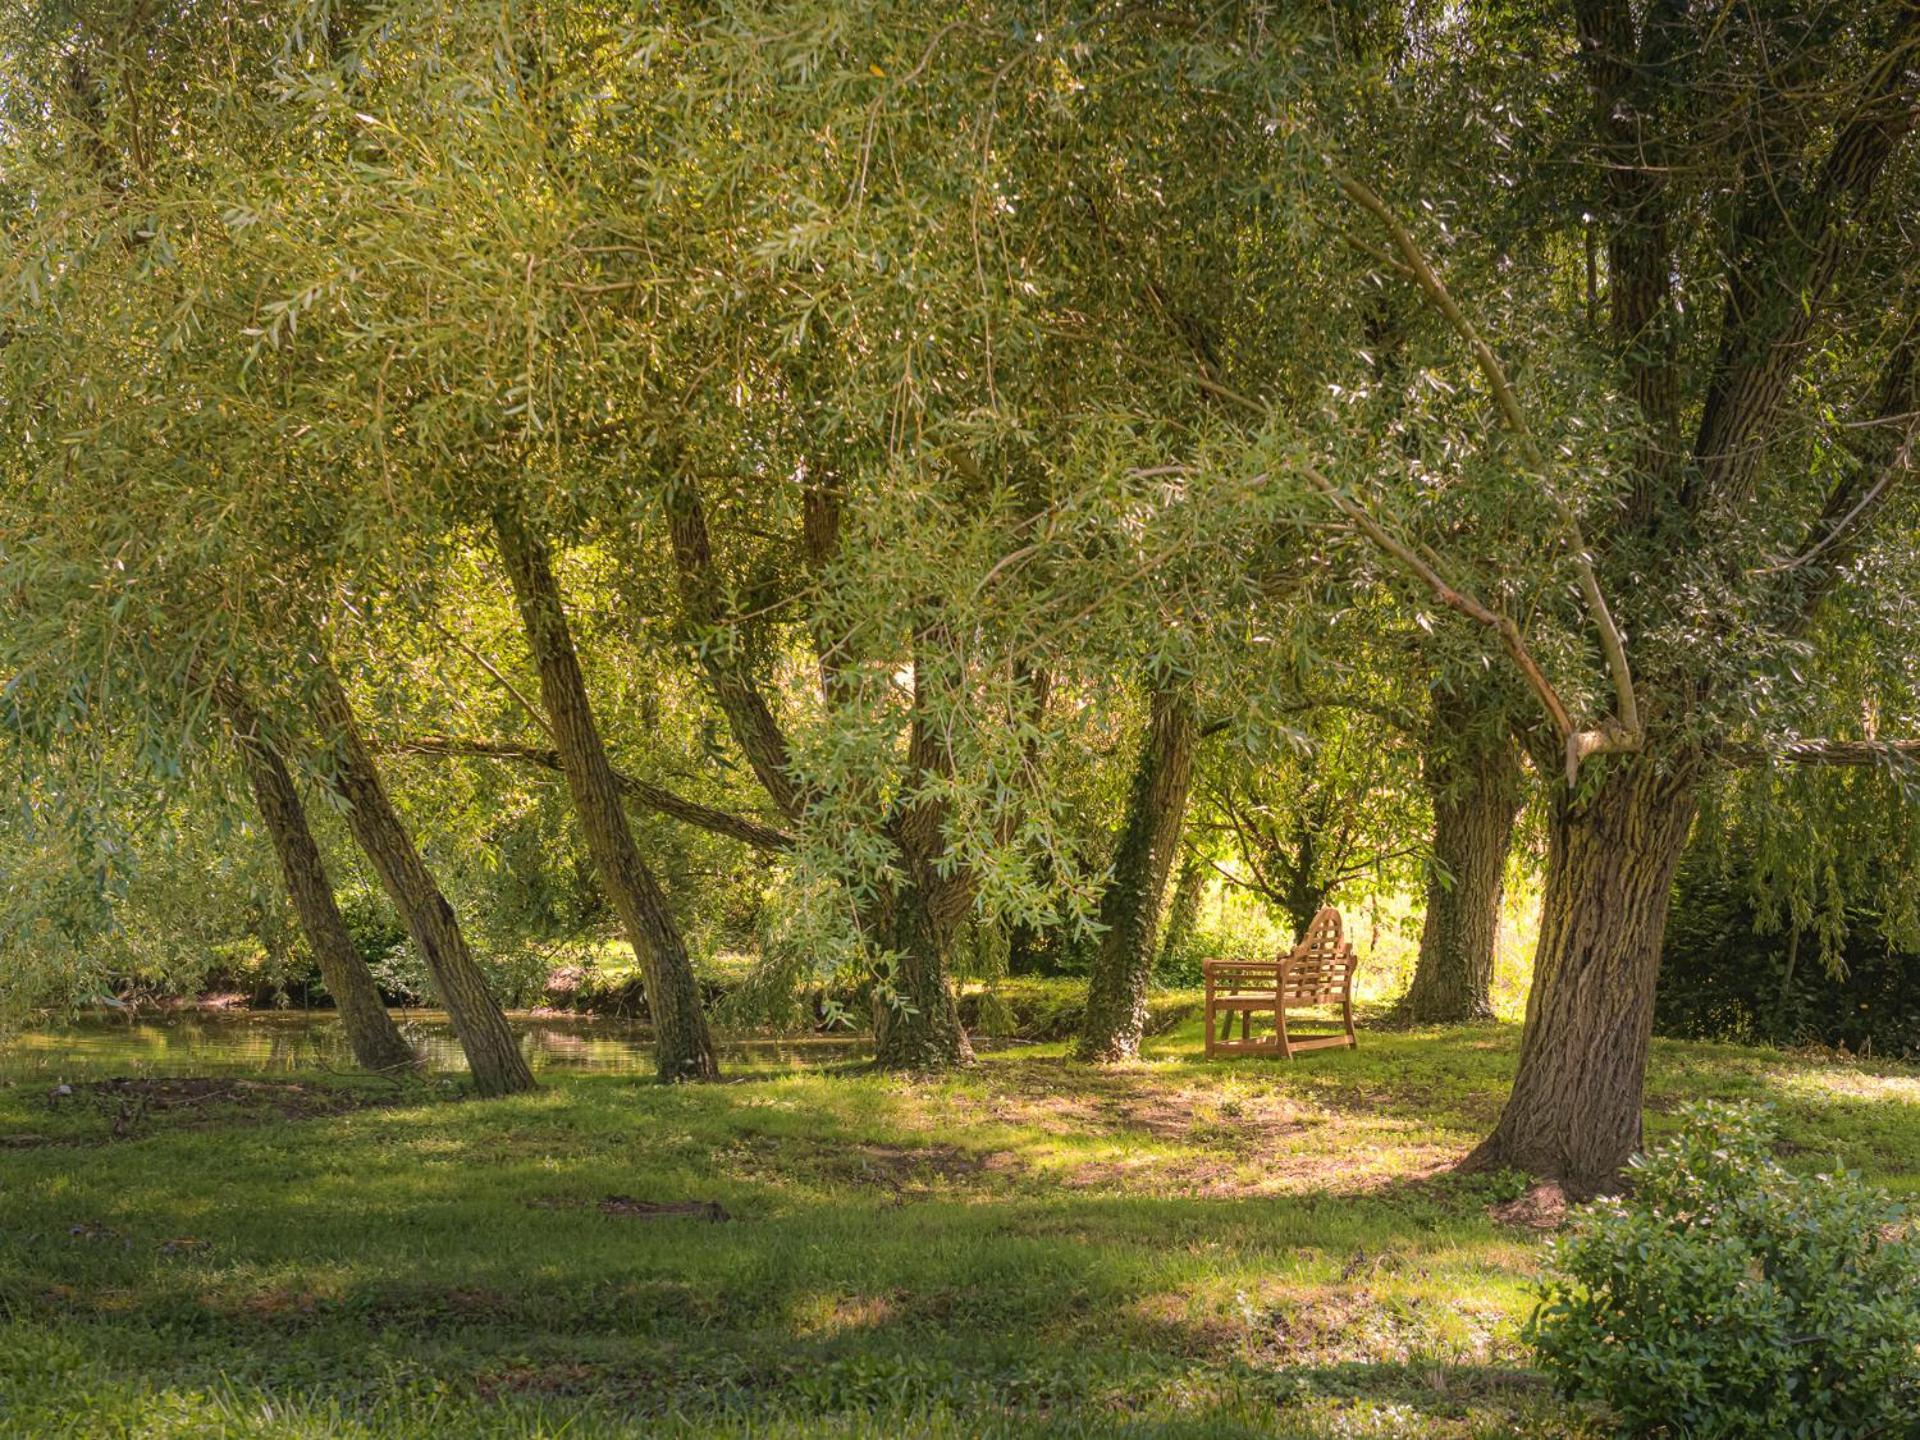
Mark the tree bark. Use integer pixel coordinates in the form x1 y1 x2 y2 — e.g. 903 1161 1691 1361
1462 753 1699 1195
310 669 535 1097
870 619 974 1070
664 480 803 822
1279 852 1327 945
492 508 718 1082
219 681 418 1075
1079 684 1197 1061
1157 852 1205 974
872 878 975 1069
1401 716 1521 1023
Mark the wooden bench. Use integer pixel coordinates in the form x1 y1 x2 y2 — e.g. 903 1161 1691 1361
1203 907 1358 1058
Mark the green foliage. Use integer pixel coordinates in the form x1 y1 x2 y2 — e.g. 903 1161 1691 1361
1659 841 1920 1059
1527 1103 1920 1439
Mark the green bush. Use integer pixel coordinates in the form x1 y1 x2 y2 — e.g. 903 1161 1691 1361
1526 1103 1920 1438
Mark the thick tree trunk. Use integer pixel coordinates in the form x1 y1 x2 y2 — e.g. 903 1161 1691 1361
1401 721 1521 1023
311 670 535 1097
219 683 418 1075
871 879 975 1069
1079 685 1197 1061
1157 853 1205 974
493 509 718 1082
870 620 976 1071
1463 754 1699 1195
1281 874 1327 946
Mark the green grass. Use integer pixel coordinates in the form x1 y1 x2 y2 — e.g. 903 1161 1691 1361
3 1011 1916 1438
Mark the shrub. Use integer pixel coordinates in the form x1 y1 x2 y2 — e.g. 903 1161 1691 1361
1526 1103 1920 1438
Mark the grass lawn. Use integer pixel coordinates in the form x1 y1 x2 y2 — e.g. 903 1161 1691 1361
3 1009 1917 1438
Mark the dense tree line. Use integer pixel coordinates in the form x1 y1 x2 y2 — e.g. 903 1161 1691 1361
2 0 1915 1190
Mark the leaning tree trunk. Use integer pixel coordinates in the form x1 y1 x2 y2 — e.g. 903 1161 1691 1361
1401 722 1522 1023
1462 753 1699 1195
219 683 418 1075
1079 685 1197 1061
493 509 718 1082
311 670 534 1097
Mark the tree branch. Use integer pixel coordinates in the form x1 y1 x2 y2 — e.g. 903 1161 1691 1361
1687 14 1920 512
1329 167 1643 772
1722 738 1920 769
428 616 555 741
663 474 805 822
1297 462 1630 784
1763 308 1920 614
388 735 795 852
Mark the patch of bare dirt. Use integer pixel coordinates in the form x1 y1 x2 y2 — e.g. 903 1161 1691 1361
70 1076 405 1137
599 1196 730 1222
1488 1182 1567 1232
821 1141 1024 1195
987 1060 1320 1149
1065 1144 1463 1199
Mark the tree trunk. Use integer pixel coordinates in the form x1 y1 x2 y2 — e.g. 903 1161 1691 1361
1401 721 1521 1022
871 879 975 1069
493 508 718 1082
1157 853 1205 974
870 619 975 1071
1079 685 1197 1061
311 669 535 1097
1463 754 1699 1195
664 480 803 821
1282 874 1327 946
219 682 418 1075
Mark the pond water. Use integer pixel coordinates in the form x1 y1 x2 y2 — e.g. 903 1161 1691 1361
1 1010 868 1080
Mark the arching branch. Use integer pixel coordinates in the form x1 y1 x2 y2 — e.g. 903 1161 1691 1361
1329 167 1642 776
388 735 794 852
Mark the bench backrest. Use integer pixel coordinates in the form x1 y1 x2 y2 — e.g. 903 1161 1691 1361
1203 907 1357 1004
1280 907 1356 1004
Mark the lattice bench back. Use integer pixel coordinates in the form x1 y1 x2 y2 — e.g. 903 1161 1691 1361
1282 908 1356 1003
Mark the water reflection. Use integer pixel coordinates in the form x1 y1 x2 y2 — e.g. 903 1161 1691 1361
3 1011 867 1079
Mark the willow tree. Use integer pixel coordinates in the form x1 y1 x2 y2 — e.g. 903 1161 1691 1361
217 681 419 1073
157 4 745 1078
1302 2 1920 1189
0 0 536 1093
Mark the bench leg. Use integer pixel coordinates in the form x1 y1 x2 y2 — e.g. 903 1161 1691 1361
1344 997 1356 1049
1277 1007 1293 1060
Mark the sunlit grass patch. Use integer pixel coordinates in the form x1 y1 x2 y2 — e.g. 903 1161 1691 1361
1 1022 1914 1436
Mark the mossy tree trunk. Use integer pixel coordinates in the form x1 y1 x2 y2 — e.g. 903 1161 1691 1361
311 669 534 1098
1157 852 1205 974
1078 684 1197 1061
1401 708 1522 1023
218 680 418 1075
871 618 977 1071
1463 754 1699 1195
871 876 975 1069
493 507 718 1082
